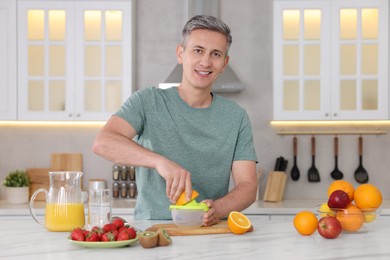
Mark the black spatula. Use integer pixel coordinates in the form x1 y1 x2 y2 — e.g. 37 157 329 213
290 137 300 181
354 136 369 183
330 136 344 180
308 136 320 182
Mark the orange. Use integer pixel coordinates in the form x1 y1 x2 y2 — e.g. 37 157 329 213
228 211 251 235
336 204 364 232
354 184 382 209
175 190 199 206
293 211 318 236
328 180 354 202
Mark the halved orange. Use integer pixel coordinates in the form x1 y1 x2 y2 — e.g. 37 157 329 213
175 190 199 206
228 211 251 235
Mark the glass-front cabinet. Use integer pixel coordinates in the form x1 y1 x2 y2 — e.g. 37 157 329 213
17 0 133 120
273 0 388 120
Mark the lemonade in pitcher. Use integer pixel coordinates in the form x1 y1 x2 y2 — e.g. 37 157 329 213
45 203 85 232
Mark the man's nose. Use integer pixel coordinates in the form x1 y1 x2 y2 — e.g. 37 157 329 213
199 54 211 67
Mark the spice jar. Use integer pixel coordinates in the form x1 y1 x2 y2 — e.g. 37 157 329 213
129 182 137 198
120 182 128 198
112 182 119 198
112 165 120 181
120 166 128 181
129 166 136 181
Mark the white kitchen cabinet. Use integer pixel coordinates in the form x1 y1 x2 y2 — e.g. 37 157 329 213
0 0 17 120
273 0 388 120
17 0 133 121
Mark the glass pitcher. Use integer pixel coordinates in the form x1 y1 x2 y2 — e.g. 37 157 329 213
29 171 85 232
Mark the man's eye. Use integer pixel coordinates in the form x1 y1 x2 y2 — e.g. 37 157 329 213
194 49 202 54
213 52 222 58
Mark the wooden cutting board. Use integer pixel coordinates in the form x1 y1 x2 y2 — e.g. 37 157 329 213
50 153 83 171
26 168 52 201
146 221 253 236
51 153 83 187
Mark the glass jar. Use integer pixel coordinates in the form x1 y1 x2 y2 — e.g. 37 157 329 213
120 166 128 181
112 165 120 181
112 182 119 198
129 182 137 198
120 182 128 198
129 166 136 181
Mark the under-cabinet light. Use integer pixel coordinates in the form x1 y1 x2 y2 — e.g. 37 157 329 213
0 121 106 127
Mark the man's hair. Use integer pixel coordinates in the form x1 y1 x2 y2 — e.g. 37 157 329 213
181 15 232 54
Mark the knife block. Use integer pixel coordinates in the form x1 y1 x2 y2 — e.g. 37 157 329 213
263 171 287 202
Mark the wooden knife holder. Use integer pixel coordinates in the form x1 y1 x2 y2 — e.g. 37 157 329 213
263 171 287 202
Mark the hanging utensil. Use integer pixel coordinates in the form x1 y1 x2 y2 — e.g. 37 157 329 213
330 136 344 180
290 137 300 181
308 136 320 182
354 136 369 183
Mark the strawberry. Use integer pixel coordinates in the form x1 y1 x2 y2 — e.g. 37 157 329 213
86 231 99 242
91 226 104 240
69 228 85 241
112 230 119 240
103 223 117 233
127 227 137 239
101 231 116 242
117 230 130 241
118 226 127 233
112 218 125 229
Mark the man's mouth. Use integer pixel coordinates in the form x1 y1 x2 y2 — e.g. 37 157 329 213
195 70 212 76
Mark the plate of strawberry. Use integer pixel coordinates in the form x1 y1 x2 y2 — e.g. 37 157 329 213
69 218 139 248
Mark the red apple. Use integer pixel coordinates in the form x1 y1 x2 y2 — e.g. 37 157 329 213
327 190 350 209
317 216 342 239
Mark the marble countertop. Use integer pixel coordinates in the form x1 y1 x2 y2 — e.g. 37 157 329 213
2 199 390 216
1 215 390 259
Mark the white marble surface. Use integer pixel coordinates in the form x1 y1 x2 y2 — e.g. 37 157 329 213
1 215 390 259
2 199 390 216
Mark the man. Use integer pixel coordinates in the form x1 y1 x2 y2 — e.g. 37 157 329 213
93 15 258 226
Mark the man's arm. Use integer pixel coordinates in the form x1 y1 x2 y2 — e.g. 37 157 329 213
202 160 257 226
92 115 193 203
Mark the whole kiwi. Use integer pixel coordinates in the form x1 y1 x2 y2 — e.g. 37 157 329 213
157 228 172 246
139 231 158 248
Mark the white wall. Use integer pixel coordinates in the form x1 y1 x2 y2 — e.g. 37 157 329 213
1 0 390 201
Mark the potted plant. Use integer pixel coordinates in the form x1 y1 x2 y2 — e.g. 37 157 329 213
3 170 30 204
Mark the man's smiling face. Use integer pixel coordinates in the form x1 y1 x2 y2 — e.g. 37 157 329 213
177 29 229 90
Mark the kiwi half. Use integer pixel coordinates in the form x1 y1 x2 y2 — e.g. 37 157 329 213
157 228 172 246
139 231 158 248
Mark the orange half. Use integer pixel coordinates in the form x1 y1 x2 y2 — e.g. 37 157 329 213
175 190 199 206
228 211 251 235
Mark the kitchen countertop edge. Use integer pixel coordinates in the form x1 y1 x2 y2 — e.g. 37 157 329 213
2 199 390 216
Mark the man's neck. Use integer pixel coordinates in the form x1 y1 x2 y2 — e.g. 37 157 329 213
177 85 213 108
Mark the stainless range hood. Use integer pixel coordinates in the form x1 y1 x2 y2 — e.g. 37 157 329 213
159 0 245 92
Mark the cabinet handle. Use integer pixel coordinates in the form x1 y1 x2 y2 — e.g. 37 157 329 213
68 113 73 117
325 113 329 117
333 113 337 117
76 113 81 117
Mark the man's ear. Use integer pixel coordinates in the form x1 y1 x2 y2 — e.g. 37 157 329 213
176 45 184 64
221 55 230 72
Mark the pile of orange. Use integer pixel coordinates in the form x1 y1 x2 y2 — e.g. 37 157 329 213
294 180 382 235
326 181 382 232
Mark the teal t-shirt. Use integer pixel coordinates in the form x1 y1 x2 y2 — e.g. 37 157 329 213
115 87 257 219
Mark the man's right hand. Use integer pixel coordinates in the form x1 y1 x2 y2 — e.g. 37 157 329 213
155 158 193 204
